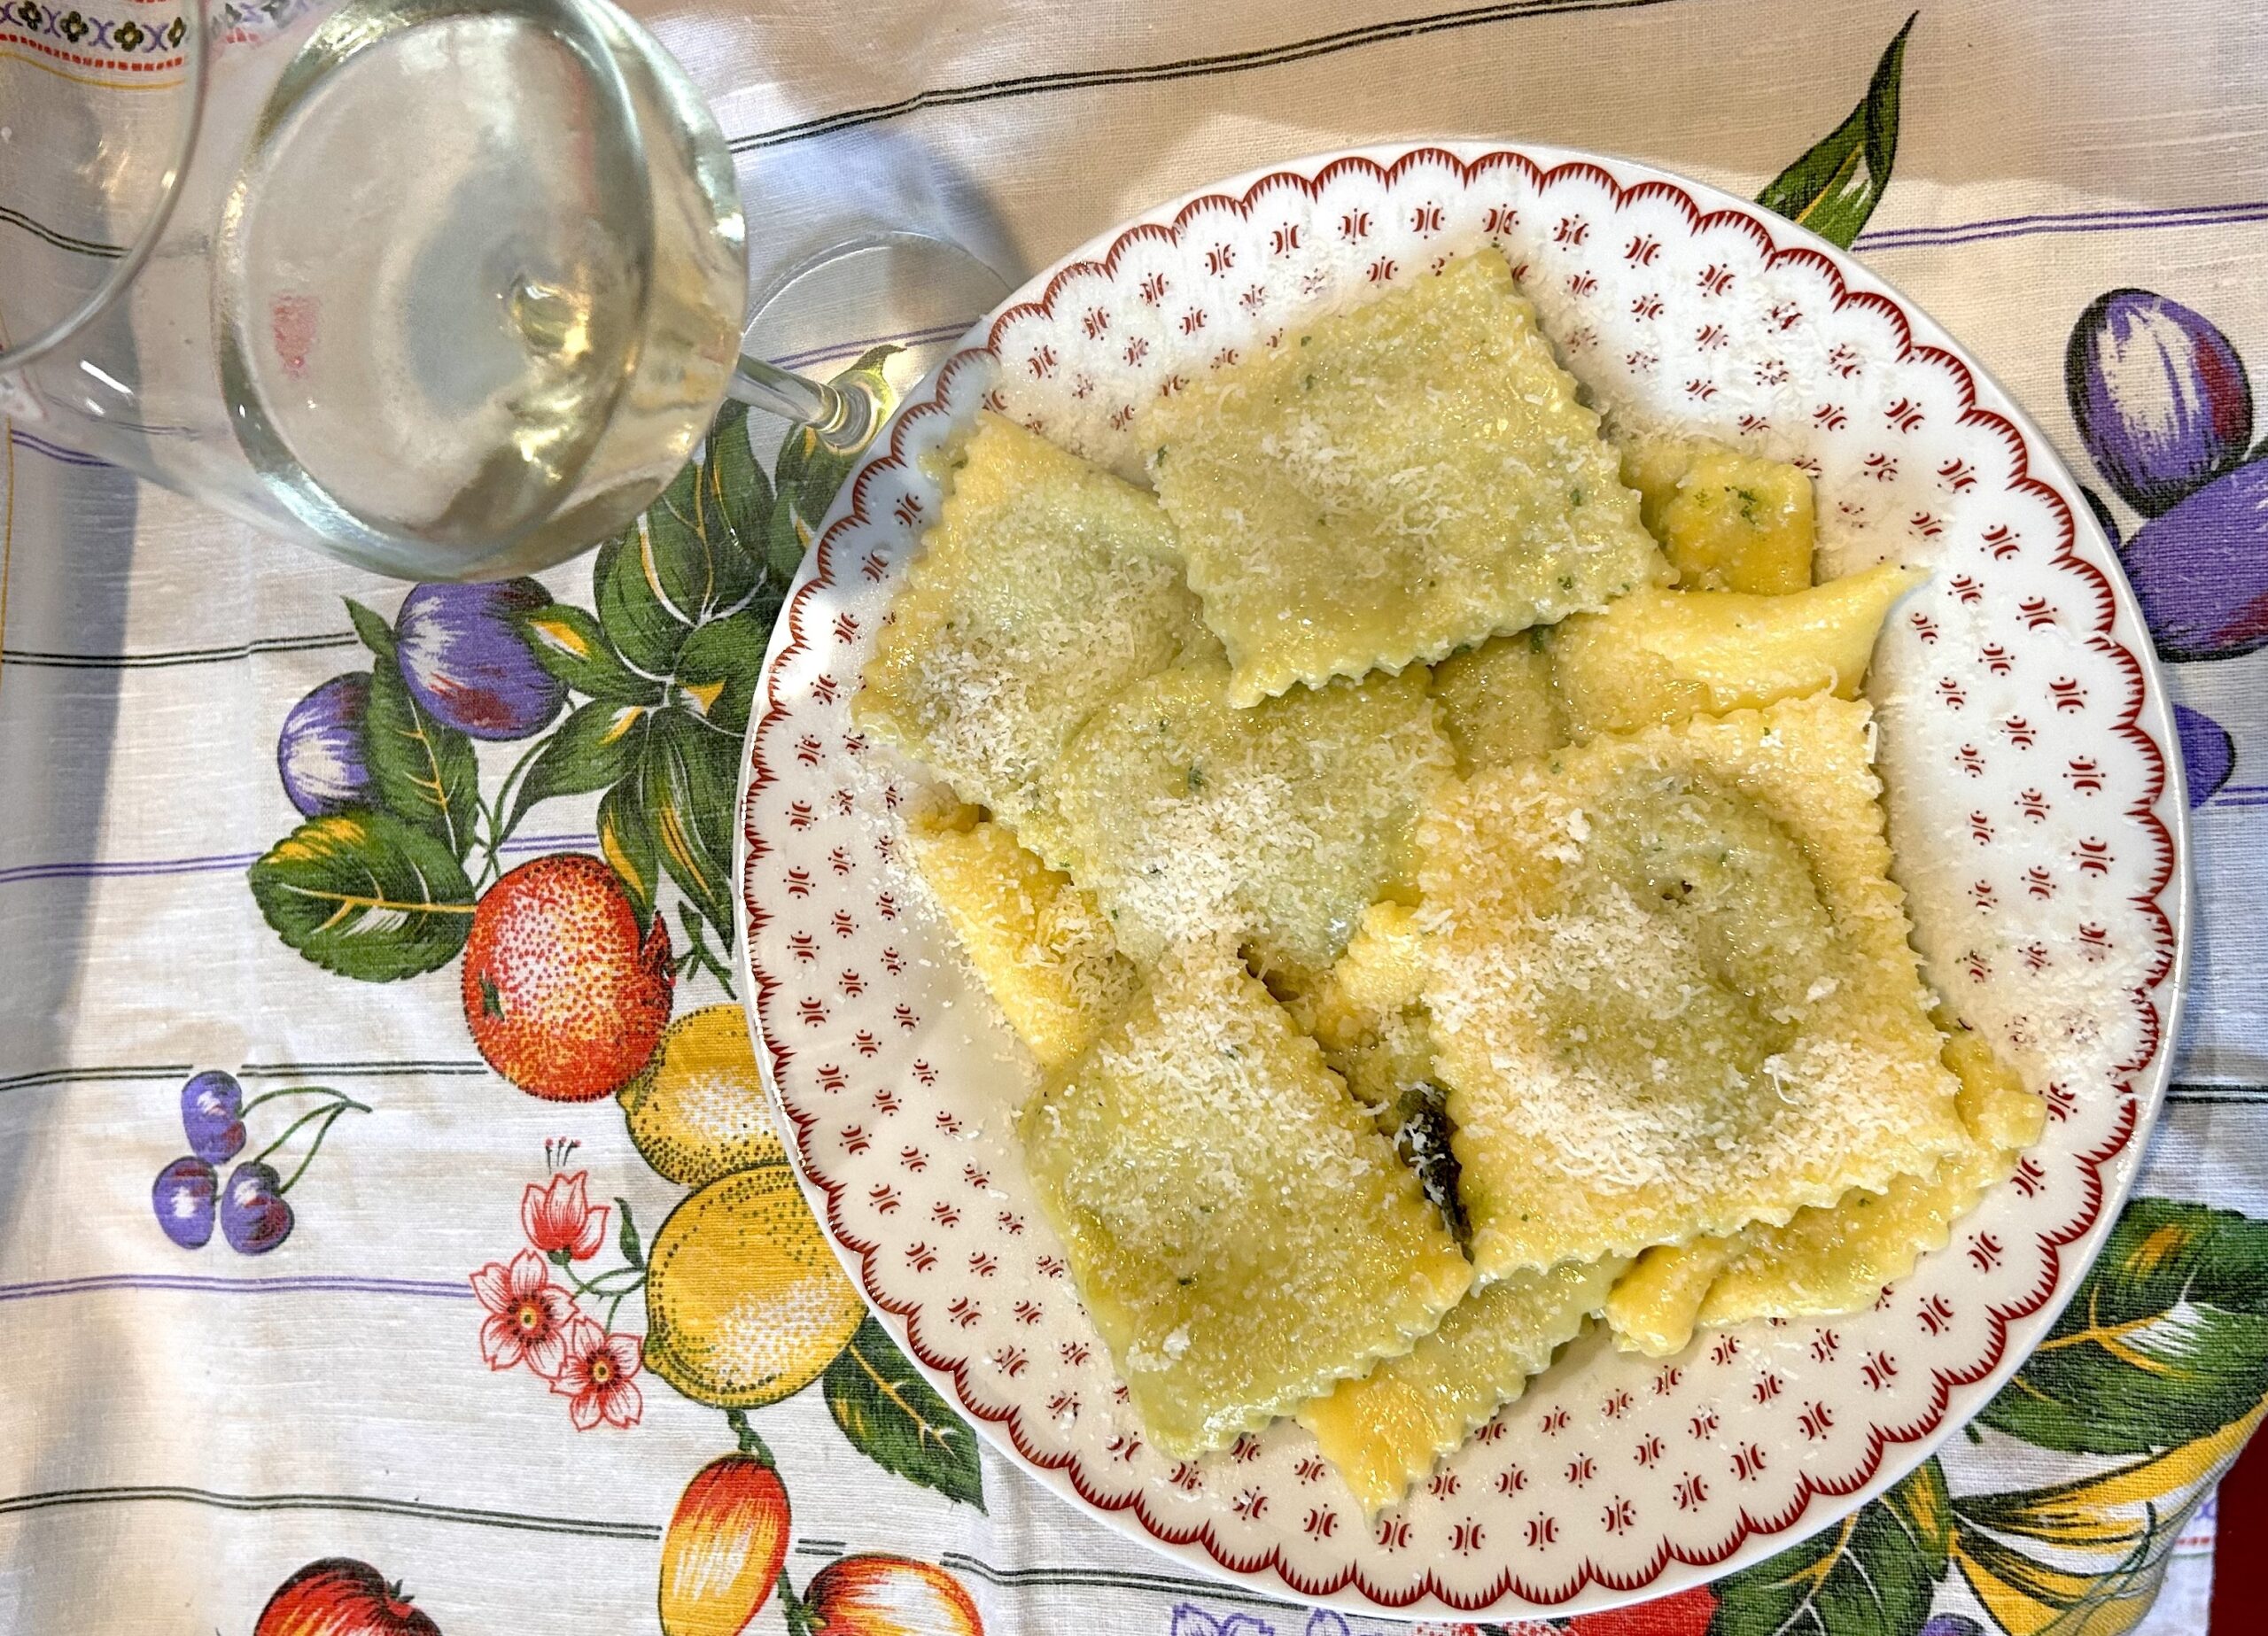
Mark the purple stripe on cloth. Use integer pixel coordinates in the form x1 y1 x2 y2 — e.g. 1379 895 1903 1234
0 1273 472 1303
1856 198 2268 252
8 427 110 469
0 832 598 888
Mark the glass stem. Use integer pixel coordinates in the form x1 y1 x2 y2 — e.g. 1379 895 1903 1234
726 354 875 456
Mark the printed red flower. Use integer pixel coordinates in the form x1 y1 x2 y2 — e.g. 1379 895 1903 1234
522 1169 609 1261
550 1315 644 1430
470 1249 576 1376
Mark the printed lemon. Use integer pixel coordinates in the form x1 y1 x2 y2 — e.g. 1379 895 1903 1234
619 1004 787 1189
642 1167 865 1407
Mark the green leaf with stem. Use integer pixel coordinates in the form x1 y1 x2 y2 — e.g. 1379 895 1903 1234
502 699 655 838
597 779 661 929
343 596 397 661
1978 1197 2268 1455
1706 1457 1949 1635
1756 12 1916 250
515 602 659 705
249 810 477 981
365 657 481 859
641 708 741 946
594 528 694 680
820 1312 985 1508
616 1198 643 1269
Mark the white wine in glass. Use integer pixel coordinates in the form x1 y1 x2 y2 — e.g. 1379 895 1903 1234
1 0 1003 579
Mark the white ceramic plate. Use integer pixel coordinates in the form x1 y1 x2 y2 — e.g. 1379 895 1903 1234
734 143 2188 1617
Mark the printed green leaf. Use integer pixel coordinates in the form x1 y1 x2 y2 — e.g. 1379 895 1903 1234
616 1198 644 1269
821 1313 985 1509
248 810 476 981
674 614 771 736
763 345 901 582
641 708 741 941
632 401 767 633
1979 1197 2268 1455
344 596 396 661
516 602 658 705
1756 12 1915 250
504 698 655 835
1707 1459 1949 1636
596 779 660 926
704 399 775 578
364 658 480 858
595 529 693 679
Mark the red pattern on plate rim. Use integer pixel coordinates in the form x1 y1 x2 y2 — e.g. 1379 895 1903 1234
735 144 2186 1616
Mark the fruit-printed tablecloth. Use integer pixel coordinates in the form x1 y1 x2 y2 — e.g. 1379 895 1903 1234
4 0 2266 1632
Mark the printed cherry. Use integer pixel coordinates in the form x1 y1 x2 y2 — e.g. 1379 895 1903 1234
656 1451 792 1636
151 1157 217 1250
180 1068 247 1164
221 1160 295 1254
255 1557 441 1636
800 1555 984 1636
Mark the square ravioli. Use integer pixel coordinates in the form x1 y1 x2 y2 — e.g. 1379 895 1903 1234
856 412 1214 860
1048 658 1452 981
1695 1017 2045 1326
1419 691 1966 1282
907 816 1135 1072
1604 1020 2044 1355
1139 250 1665 706
1020 937 1472 1457
1297 1258 1621 1514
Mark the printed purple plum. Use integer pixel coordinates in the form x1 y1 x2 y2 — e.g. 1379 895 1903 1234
153 1157 217 1249
393 579 564 740
1917 1618 1982 1636
2121 458 2268 661
2068 289 2253 517
180 1069 247 1165
2176 702 2235 807
221 1161 295 1254
276 674 374 817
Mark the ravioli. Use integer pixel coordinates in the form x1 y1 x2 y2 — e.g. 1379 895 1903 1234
1020 937 1472 1457
1617 434 1816 594
1430 632 1568 776
1694 1017 2045 1326
907 816 1135 1072
1048 659 1452 983
1420 692 1966 1283
1298 1258 1622 1514
856 413 1213 860
1550 565 1922 740
1603 1020 2043 1355
1140 250 1666 706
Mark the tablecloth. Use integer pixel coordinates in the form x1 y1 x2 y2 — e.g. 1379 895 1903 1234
4 0 2264 1631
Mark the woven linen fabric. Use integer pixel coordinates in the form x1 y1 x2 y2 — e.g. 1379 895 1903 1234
2 0 2263 1631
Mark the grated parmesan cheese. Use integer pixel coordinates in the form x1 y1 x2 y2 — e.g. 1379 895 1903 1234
1139 251 1667 707
1019 935 1472 1457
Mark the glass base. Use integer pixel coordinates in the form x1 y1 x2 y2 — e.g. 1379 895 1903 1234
741 232 1014 406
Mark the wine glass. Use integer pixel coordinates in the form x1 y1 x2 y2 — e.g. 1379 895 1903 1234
0 0 1008 580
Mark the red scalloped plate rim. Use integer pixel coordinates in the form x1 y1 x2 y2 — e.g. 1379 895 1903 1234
734 141 2192 1617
